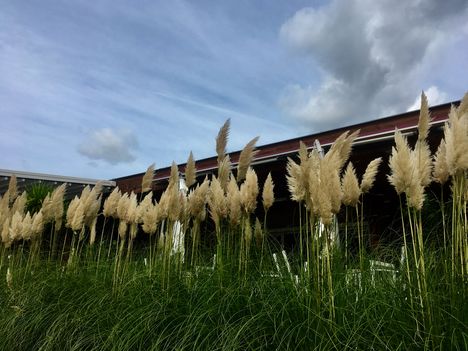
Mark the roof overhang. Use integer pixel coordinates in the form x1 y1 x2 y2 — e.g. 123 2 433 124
0 169 116 200
114 100 455 192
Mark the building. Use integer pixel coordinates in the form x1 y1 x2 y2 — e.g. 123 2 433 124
114 101 455 248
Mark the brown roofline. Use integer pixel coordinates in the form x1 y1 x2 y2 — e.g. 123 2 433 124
114 100 458 184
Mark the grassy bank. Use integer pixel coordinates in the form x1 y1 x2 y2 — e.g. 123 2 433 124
0 247 466 350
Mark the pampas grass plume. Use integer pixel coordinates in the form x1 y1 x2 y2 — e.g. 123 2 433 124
158 189 170 220
407 182 424 210
307 149 321 215
418 91 431 141
83 190 101 227
445 104 468 176
414 140 433 187
322 159 342 214
216 119 230 163
188 178 209 221
360 157 382 193
317 185 332 226
167 185 181 222
237 136 259 182
178 191 188 223
22 212 33 240
103 187 121 218
41 193 54 223
31 210 44 238
298 141 309 165
286 158 305 202
116 193 129 221
388 131 413 194
208 176 227 228
227 176 241 226
142 202 159 235
217 155 231 192
11 191 27 217
433 140 449 184
71 201 85 232
184 151 197 188
1 217 10 246
66 196 80 229
0 192 9 218
342 162 360 207
262 173 275 212
137 192 153 223
125 192 138 224
8 175 17 204
141 163 155 193
325 130 359 170
51 184 66 230
240 168 259 214
457 91 468 116
9 211 23 241
168 162 180 190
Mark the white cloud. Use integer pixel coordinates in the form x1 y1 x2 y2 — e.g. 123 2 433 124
279 0 468 130
78 128 138 165
407 86 449 111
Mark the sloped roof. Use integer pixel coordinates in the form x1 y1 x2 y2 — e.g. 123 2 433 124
115 101 456 193
0 169 115 200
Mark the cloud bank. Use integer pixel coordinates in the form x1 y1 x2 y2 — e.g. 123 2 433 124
279 0 468 130
78 128 138 165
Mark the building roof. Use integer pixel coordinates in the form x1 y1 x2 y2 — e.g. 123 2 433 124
114 101 456 193
0 169 116 200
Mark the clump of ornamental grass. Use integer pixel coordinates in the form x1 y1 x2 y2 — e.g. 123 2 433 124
154 161 186 288
262 172 274 233
341 162 360 264
208 176 228 268
187 177 209 267
340 157 382 269
285 130 360 321
98 186 121 268
65 196 85 267
425 94 468 294
47 184 66 262
239 167 259 280
64 183 103 266
442 95 468 281
140 193 160 272
123 192 138 263
259 173 275 268
112 191 140 287
358 157 382 259
387 91 435 337
226 176 241 225
26 183 54 214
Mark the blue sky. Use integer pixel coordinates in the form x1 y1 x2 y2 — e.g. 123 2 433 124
1 0 467 179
